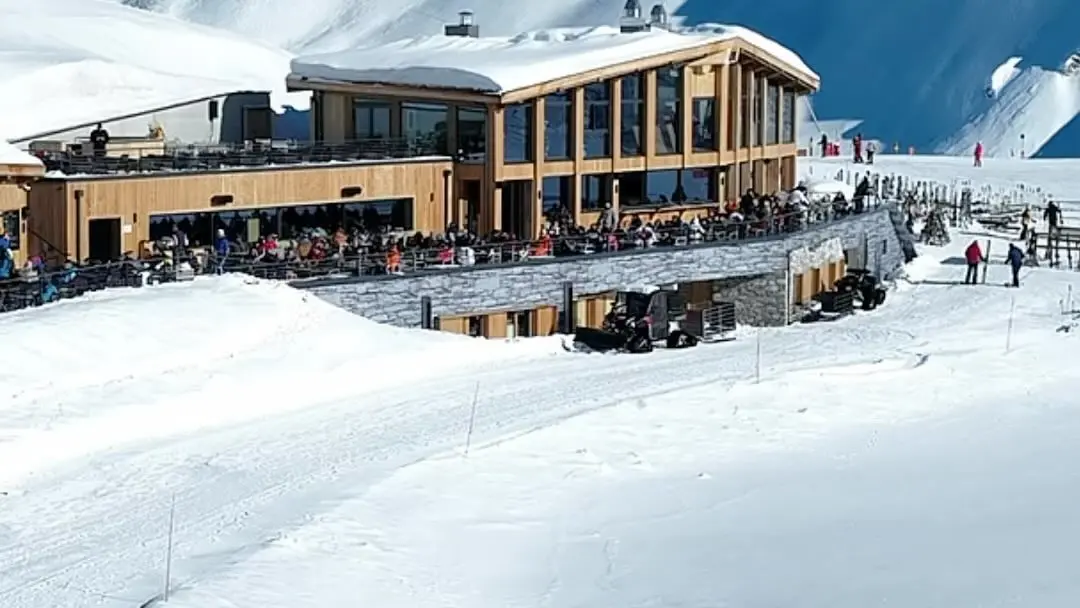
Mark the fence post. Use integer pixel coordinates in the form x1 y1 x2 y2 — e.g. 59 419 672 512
561 281 574 334
420 296 433 330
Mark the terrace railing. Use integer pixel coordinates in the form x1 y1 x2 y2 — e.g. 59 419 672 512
37 137 446 176
0 199 884 314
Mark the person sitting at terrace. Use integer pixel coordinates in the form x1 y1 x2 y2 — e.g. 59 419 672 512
386 244 401 274
533 230 553 257
436 242 455 265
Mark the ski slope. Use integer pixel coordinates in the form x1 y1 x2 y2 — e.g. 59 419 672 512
0 0 302 143
936 66 1080 158
3 157 1080 605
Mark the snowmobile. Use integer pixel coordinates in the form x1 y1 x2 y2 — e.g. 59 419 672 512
570 289 734 354
833 269 887 311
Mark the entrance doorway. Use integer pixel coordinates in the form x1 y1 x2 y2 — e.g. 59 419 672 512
462 179 481 234
87 218 122 262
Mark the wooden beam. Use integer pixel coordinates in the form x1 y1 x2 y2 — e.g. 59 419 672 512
286 76 500 105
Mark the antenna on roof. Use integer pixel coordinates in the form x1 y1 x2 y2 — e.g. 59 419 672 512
445 9 479 37
620 0 649 33
649 3 668 28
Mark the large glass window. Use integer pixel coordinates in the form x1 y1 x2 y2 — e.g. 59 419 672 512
655 65 682 154
457 107 487 158
544 93 572 161
692 98 716 151
2 211 19 250
727 69 738 150
620 74 644 156
765 81 779 145
619 169 717 207
503 102 533 163
752 74 763 147
147 199 414 247
581 174 612 210
353 99 390 140
740 71 752 148
541 175 572 215
781 90 796 144
402 102 448 154
584 82 611 158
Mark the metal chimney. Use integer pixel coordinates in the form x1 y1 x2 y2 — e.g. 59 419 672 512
445 10 479 37
649 3 668 28
620 0 649 33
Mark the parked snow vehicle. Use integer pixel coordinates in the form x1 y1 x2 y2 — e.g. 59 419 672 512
571 289 735 353
834 269 887 310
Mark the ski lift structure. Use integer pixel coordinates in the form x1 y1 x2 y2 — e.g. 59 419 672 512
1062 51 1080 76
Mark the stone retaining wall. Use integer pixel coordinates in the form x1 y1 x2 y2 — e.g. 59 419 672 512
301 207 905 327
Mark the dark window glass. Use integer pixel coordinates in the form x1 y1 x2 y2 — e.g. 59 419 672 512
503 103 533 163
655 65 682 154
2 211 19 250
541 175 573 216
354 100 391 140
581 174 612 210
457 107 487 157
692 98 716 151
584 82 611 158
765 82 779 145
544 93 572 160
781 90 796 144
402 102 448 154
620 74 644 156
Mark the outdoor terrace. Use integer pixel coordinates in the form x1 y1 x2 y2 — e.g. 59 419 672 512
34 137 443 176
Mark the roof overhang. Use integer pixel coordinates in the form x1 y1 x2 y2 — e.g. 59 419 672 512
286 75 500 105
0 163 45 179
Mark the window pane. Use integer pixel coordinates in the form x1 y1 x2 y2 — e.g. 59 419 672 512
617 172 645 207
503 103 533 163
584 82 611 158
781 90 796 144
740 71 751 148
402 102 448 154
344 198 414 231
457 107 487 157
620 74 643 156
544 93 571 160
655 65 682 154
691 98 716 151
354 100 391 140
2 211 19 250
645 169 679 203
765 82 779 145
541 175 572 215
681 168 715 201
581 174 612 211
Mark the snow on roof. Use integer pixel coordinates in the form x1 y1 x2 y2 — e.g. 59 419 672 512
0 0 306 143
291 24 818 95
0 139 43 170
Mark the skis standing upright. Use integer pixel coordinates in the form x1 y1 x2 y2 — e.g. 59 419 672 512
981 239 992 284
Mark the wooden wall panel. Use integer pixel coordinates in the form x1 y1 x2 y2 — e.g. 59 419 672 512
50 160 450 261
25 181 71 265
532 306 559 336
0 184 25 211
438 316 468 335
483 312 507 338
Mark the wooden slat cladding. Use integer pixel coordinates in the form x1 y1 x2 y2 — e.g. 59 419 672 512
28 160 452 263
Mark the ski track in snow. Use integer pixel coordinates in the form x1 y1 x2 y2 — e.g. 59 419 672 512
0 271 985 607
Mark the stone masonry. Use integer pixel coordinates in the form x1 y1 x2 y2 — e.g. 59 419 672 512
301 207 905 328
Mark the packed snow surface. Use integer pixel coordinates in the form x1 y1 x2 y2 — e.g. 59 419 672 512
0 0 303 143
3 156 1080 606
292 24 816 94
0 141 42 167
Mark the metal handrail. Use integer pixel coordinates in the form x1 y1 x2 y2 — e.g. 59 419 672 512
37 137 447 176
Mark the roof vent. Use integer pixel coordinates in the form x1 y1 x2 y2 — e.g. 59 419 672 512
620 0 649 33
649 3 668 28
445 10 479 37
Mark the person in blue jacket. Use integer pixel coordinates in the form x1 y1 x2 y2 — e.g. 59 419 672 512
1007 242 1024 287
214 228 229 275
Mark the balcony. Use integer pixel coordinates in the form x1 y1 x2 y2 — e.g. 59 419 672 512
34 137 446 177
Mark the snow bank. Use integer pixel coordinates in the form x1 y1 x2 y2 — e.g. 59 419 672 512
987 55 1023 97
162 238 1080 608
0 275 560 486
291 23 815 94
0 0 305 142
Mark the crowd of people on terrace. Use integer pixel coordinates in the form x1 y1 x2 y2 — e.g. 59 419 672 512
0 181 878 311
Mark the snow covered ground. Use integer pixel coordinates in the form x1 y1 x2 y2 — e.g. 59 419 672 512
3 161 1080 606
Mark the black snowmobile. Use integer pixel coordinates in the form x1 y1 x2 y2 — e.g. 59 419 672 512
834 269 887 310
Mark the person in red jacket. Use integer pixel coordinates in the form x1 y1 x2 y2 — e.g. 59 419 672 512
964 239 984 284
974 141 984 167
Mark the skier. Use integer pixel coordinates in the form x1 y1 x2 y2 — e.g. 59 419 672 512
1043 199 1062 233
1006 242 1024 287
853 133 864 163
974 141 984 167
819 133 829 157
964 239 984 284
866 140 876 164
